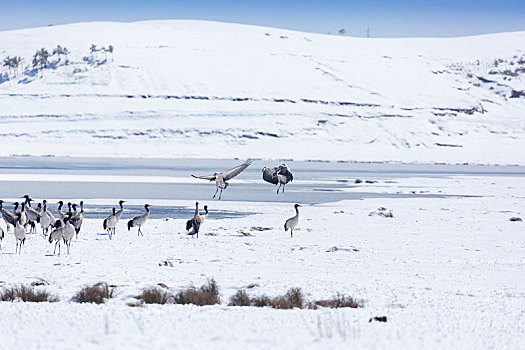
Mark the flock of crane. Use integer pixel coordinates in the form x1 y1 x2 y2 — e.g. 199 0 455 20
0 159 300 255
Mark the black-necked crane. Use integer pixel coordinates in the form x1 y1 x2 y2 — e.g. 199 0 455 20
185 202 203 238
128 204 150 236
262 164 294 194
62 217 75 254
103 207 117 239
200 205 209 223
57 201 67 223
67 202 73 217
116 200 125 222
49 219 66 255
284 204 301 238
192 159 253 200
39 199 55 236
14 202 29 229
70 201 84 238
0 200 16 232
14 212 26 254
22 195 40 233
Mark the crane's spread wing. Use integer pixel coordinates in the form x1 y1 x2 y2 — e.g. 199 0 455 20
262 167 279 184
222 158 253 181
191 174 216 181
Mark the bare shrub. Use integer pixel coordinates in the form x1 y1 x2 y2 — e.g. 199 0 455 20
285 287 304 308
72 282 114 304
249 287 305 309
235 287 360 310
229 288 251 306
308 293 363 309
0 284 58 302
250 294 272 307
137 287 171 304
175 279 220 306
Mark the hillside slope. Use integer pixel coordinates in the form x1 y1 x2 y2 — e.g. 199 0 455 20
1 20 524 163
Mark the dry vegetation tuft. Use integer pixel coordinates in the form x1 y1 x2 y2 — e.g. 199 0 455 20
137 287 172 304
72 282 114 304
231 287 305 309
229 288 251 306
307 293 363 309
175 279 220 306
230 288 362 310
0 284 59 302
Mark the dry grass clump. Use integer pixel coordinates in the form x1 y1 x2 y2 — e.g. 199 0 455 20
137 287 172 304
308 293 363 309
229 288 251 306
284 287 304 309
175 279 220 306
0 284 59 302
250 294 273 307
231 288 361 310
72 282 114 304
232 287 305 309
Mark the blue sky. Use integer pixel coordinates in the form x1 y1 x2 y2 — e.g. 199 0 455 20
1 0 524 37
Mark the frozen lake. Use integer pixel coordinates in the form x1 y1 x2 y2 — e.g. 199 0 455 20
1 157 524 210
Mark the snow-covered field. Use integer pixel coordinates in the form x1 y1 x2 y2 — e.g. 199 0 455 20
1 20 525 349
1 20 525 164
0 174 523 349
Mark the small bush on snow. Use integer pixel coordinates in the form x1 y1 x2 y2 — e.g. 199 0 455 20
72 282 114 304
0 284 58 302
231 287 361 309
307 293 363 309
175 279 220 306
137 287 172 304
233 287 304 309
229 289 251 306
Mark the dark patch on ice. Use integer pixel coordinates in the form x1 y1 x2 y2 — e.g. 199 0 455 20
326 246 359 252
435 143 463 148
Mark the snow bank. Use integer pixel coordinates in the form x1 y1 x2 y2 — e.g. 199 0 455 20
0 20 524 163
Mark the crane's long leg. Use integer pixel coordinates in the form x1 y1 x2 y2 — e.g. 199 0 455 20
212 187 219 199
219 188 223 200
277 183 281 194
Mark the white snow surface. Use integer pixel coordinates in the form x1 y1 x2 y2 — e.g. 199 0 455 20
0 175 524 349
1 20 525 164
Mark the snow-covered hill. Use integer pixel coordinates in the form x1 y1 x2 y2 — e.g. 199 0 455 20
1 20 524 163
